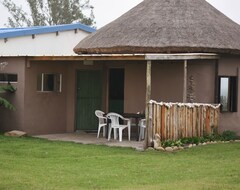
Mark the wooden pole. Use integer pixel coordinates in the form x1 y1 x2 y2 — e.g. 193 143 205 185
144 60 152 149
183 60 188 103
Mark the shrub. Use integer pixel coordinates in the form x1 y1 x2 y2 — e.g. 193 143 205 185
161 131 238 148
199 137 207 143
221 130 237 141
180 137 192 144
162 140 175 147
175 140 183 147
191 137 200 145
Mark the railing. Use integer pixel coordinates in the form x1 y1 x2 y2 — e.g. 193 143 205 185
147 101 221 142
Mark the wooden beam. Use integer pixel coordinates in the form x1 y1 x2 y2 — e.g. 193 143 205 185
183 60 188 103
27 53 219 61
28 54 145 61
144 60 152 149
145 53 219 60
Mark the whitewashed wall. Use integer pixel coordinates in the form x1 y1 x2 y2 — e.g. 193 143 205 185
0 29 89 56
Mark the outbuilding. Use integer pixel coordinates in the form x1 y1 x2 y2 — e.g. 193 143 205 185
0 23 96 134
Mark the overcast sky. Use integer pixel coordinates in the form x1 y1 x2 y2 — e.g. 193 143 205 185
0 0 240 28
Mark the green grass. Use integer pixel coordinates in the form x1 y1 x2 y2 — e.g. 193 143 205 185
0 135 240 190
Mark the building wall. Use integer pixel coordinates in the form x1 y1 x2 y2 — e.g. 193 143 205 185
152 61 184 102
218 55 240 135
24 60 68 135
124 61 146 113
2 57 239 136
124 61 184 113
0 57 25 132
188 60 216 103
0 30 90 56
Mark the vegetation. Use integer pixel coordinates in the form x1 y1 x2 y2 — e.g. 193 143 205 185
221 130 238 141
0 135 239 190
0 84 16 110
161 130 238 148
1 0 95 27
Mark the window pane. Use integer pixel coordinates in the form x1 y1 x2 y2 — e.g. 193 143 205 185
0 73 17 82
43 74 54 91
7 74 18 82
37 73 62 92
220 77 229 112
230 77 238 112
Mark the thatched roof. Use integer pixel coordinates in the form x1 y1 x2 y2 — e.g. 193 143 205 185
74 0 240 55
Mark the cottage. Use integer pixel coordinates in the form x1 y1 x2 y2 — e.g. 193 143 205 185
1 0 240 137
74 0 240 136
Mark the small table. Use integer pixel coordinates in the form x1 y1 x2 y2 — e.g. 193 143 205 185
122 113 145 141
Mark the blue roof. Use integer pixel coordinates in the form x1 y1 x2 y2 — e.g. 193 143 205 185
0 23 96 39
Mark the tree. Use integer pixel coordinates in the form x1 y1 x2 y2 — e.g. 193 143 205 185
1 0 95 27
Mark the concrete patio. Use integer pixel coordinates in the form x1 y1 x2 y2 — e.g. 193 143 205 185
35 131 144 151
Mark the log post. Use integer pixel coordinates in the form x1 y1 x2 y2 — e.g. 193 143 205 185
144 60 152 149
183 60 188 103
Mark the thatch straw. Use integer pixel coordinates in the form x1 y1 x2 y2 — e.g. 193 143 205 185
74 0 240 55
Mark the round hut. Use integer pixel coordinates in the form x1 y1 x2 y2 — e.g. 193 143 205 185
74 0 240 55
74 0 240 139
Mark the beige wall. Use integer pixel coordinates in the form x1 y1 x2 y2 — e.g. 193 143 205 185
218 56 240 135
24 60 68 135
1 57 240 136
0 59 107 135
124 60 216 111
124 61 185 113
0 57 25 132
188 60 216 103
152 61 184 102
124 61 146 113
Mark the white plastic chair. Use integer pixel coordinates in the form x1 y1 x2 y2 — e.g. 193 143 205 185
106 112 131 142
139 119 146 141
95 110 107 138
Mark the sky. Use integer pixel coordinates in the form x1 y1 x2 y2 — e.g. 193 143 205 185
0 0 240 28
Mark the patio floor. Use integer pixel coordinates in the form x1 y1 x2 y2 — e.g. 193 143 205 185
35 131 144 151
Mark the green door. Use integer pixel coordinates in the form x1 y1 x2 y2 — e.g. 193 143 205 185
76 70 102 131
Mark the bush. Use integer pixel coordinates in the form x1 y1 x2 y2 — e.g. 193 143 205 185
192 137 201 145
161 131 238 148
180 137 192 144
221 130 237 141
179 137 200 145
162 140 175 147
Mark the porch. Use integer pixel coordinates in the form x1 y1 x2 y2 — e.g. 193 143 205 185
35 132 144 150
11 52 221 138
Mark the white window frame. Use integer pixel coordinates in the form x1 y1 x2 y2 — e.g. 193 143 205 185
37 73 62 92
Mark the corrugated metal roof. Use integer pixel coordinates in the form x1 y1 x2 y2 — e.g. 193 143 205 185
0 23 96 39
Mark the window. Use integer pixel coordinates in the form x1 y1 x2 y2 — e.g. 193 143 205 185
219 76 237 112
37 73 62 92
0 73 18 83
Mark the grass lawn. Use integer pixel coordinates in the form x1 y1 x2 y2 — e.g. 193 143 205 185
0 135 239 190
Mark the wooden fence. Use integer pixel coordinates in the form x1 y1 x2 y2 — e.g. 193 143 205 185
147 101 221 142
